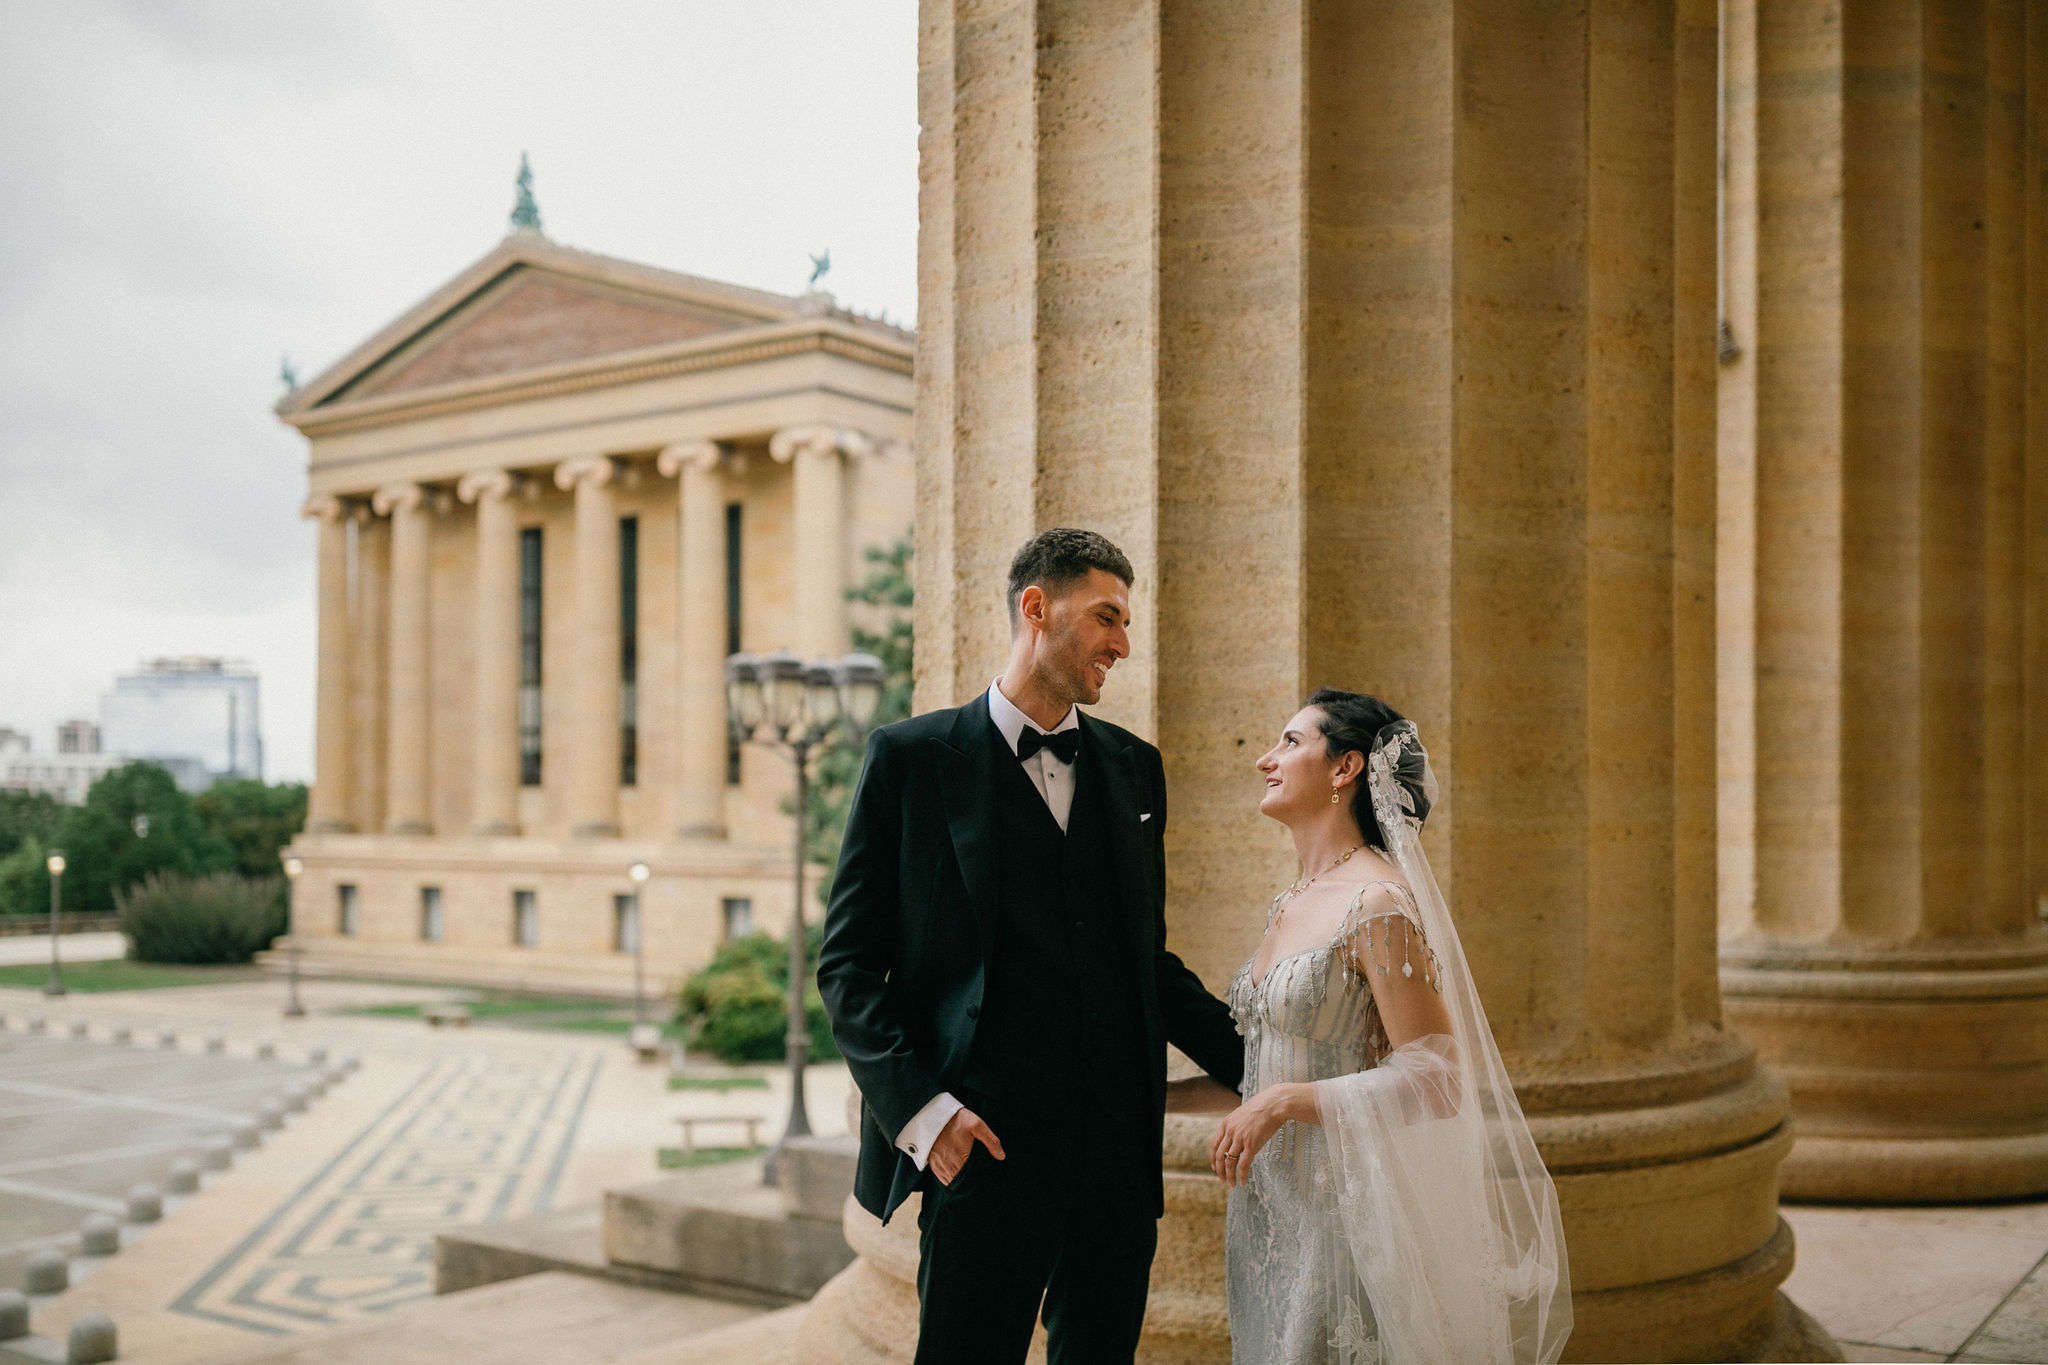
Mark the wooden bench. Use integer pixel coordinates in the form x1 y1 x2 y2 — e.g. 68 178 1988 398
422 1004 472 1027
674 1114 765 1157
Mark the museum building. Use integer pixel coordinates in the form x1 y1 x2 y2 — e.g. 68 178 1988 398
275 225 912 997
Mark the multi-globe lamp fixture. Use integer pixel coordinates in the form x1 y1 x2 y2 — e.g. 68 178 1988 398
723 649 885 1183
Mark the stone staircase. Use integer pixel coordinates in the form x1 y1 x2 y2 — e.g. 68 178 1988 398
211 1135 860 1365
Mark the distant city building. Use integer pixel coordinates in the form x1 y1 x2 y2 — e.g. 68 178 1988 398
57 719 99 754
99 657 262 791
0 725 125 805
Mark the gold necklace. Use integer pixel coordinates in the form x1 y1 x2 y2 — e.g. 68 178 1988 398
1278 845 1359 912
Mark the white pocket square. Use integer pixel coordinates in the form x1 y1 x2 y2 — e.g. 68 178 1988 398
1139 812 1152 822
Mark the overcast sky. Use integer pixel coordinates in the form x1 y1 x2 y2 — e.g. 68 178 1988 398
0 1 918 785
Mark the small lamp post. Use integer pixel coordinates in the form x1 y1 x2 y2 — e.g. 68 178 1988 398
626 861 658 1058
726 649 886 1183
42 850 66 997
280 855 306 1018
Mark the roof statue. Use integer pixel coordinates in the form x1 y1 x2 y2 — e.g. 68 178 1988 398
279 355 299 392
509 153 544 237
808 248 831 289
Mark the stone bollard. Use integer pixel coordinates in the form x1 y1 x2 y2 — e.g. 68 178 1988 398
255 1101 283 1132
156 1028 177 1050
165 1159 199 1195
124 1185 161 1225
340 1051 360 1073
325 1065 348 1090
79 1214 119 1257
230 1123 260 1151
0 1289 26 1338
67 1310 116 1364
253 1039 275 1061
306 1044 328 1066
201 1137 233 1171
24 1249 67 1295
282 1084 309 1114
66 1019 88 1039
305 1072 327 1098
26 1014 45 1034
109 1023 131 1044
203 1034 225 1055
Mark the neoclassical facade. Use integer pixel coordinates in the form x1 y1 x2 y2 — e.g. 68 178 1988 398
278 232 912 996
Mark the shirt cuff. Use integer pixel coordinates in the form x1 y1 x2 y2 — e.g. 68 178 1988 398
895 1091 964 1171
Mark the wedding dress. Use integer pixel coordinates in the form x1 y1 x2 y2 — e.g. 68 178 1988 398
1222 722 1570 1365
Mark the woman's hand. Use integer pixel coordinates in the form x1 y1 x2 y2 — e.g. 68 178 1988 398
1209 1083 1314 1187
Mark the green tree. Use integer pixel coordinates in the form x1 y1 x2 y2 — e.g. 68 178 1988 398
675 926 838 1063
33 763 233 916
805 534 914 907
0 790 61 860
194 779 308 879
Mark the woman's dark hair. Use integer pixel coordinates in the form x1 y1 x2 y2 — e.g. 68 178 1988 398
1304 688 1432 848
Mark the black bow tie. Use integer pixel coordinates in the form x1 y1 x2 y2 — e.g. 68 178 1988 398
1016 726 1080 765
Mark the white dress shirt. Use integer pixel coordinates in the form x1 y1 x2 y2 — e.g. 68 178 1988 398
893 681 1081 1169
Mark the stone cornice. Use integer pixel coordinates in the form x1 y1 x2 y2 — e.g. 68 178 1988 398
285 318 913 441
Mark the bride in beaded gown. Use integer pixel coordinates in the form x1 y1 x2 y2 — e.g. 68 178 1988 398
1167 690 1570 1365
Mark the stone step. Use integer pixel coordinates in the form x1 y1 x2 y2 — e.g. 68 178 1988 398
434 1202 607 1294
604 1158 856 1305
205 1271 768 1365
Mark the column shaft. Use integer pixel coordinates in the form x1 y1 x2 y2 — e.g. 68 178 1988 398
803 3 1816 1361
375 483 430 835
461 469 520 835
1721 0 2048 1203
557 457 621 838
349 512 389 835
661 442 729 838
305 496 353 833
778 429 851 658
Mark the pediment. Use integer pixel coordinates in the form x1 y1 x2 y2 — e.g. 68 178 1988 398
284 236 797 418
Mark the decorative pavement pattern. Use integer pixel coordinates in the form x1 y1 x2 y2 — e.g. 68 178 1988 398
168 1048 601 1336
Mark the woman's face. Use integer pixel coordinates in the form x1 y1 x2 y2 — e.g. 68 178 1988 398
1255 706 1345 824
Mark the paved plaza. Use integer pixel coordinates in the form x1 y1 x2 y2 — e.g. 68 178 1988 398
0 960 2038 1363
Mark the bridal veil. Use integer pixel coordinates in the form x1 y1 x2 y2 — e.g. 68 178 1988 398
1313 720 1571 1363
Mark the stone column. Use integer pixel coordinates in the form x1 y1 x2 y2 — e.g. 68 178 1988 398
303 494 352 833
657 440 729 838
349 507 389 836
1717 0 2048 1202
458 468 520 836
555 456 621 838
372 481 431 835
802 2 1825 1361
770 424 870 658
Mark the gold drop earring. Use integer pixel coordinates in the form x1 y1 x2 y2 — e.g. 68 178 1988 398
1331 785 1342 804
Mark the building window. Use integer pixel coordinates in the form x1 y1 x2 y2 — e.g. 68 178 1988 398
613 893 639 954
513 889 538 947
337 884 358 938
519 526 544 786
722 897 754 940
420 886 444 943
620 515 638 787
725 501 743 785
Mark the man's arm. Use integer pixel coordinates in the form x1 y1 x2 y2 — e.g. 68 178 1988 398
816 728 946 1142
1144 749 1247 1091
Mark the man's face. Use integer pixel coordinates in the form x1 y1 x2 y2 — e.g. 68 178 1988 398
1023 568 1132 706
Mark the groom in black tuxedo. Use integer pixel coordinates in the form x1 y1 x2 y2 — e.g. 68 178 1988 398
818 527 1246 1364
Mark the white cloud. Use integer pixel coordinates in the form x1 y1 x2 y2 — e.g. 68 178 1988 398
0 0 918 782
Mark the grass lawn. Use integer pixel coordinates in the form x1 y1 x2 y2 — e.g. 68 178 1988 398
668 1074 770 1092
656 1144 763 1170
0 960 264 992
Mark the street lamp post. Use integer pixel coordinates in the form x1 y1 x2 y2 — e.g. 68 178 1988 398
627 861 654 1056
726 648 885 1184
42 850 66 997
280 855 306 1018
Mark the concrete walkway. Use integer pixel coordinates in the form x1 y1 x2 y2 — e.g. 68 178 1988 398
0 976 851 1365
0 932 127 967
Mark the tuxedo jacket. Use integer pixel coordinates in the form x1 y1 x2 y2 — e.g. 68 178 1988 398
817 691 1246 1223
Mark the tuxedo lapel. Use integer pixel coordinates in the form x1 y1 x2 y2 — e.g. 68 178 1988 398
934 694 1001 960
1081 715 1153 964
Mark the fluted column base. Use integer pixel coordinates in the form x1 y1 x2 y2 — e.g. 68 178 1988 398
1724 940 2048 1203
795 1062 1839 1364
306 817 355 835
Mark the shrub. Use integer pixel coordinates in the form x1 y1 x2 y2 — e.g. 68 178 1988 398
0 837 48 918
676 929 839 1065
45 763 233 916
118 870 286 965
